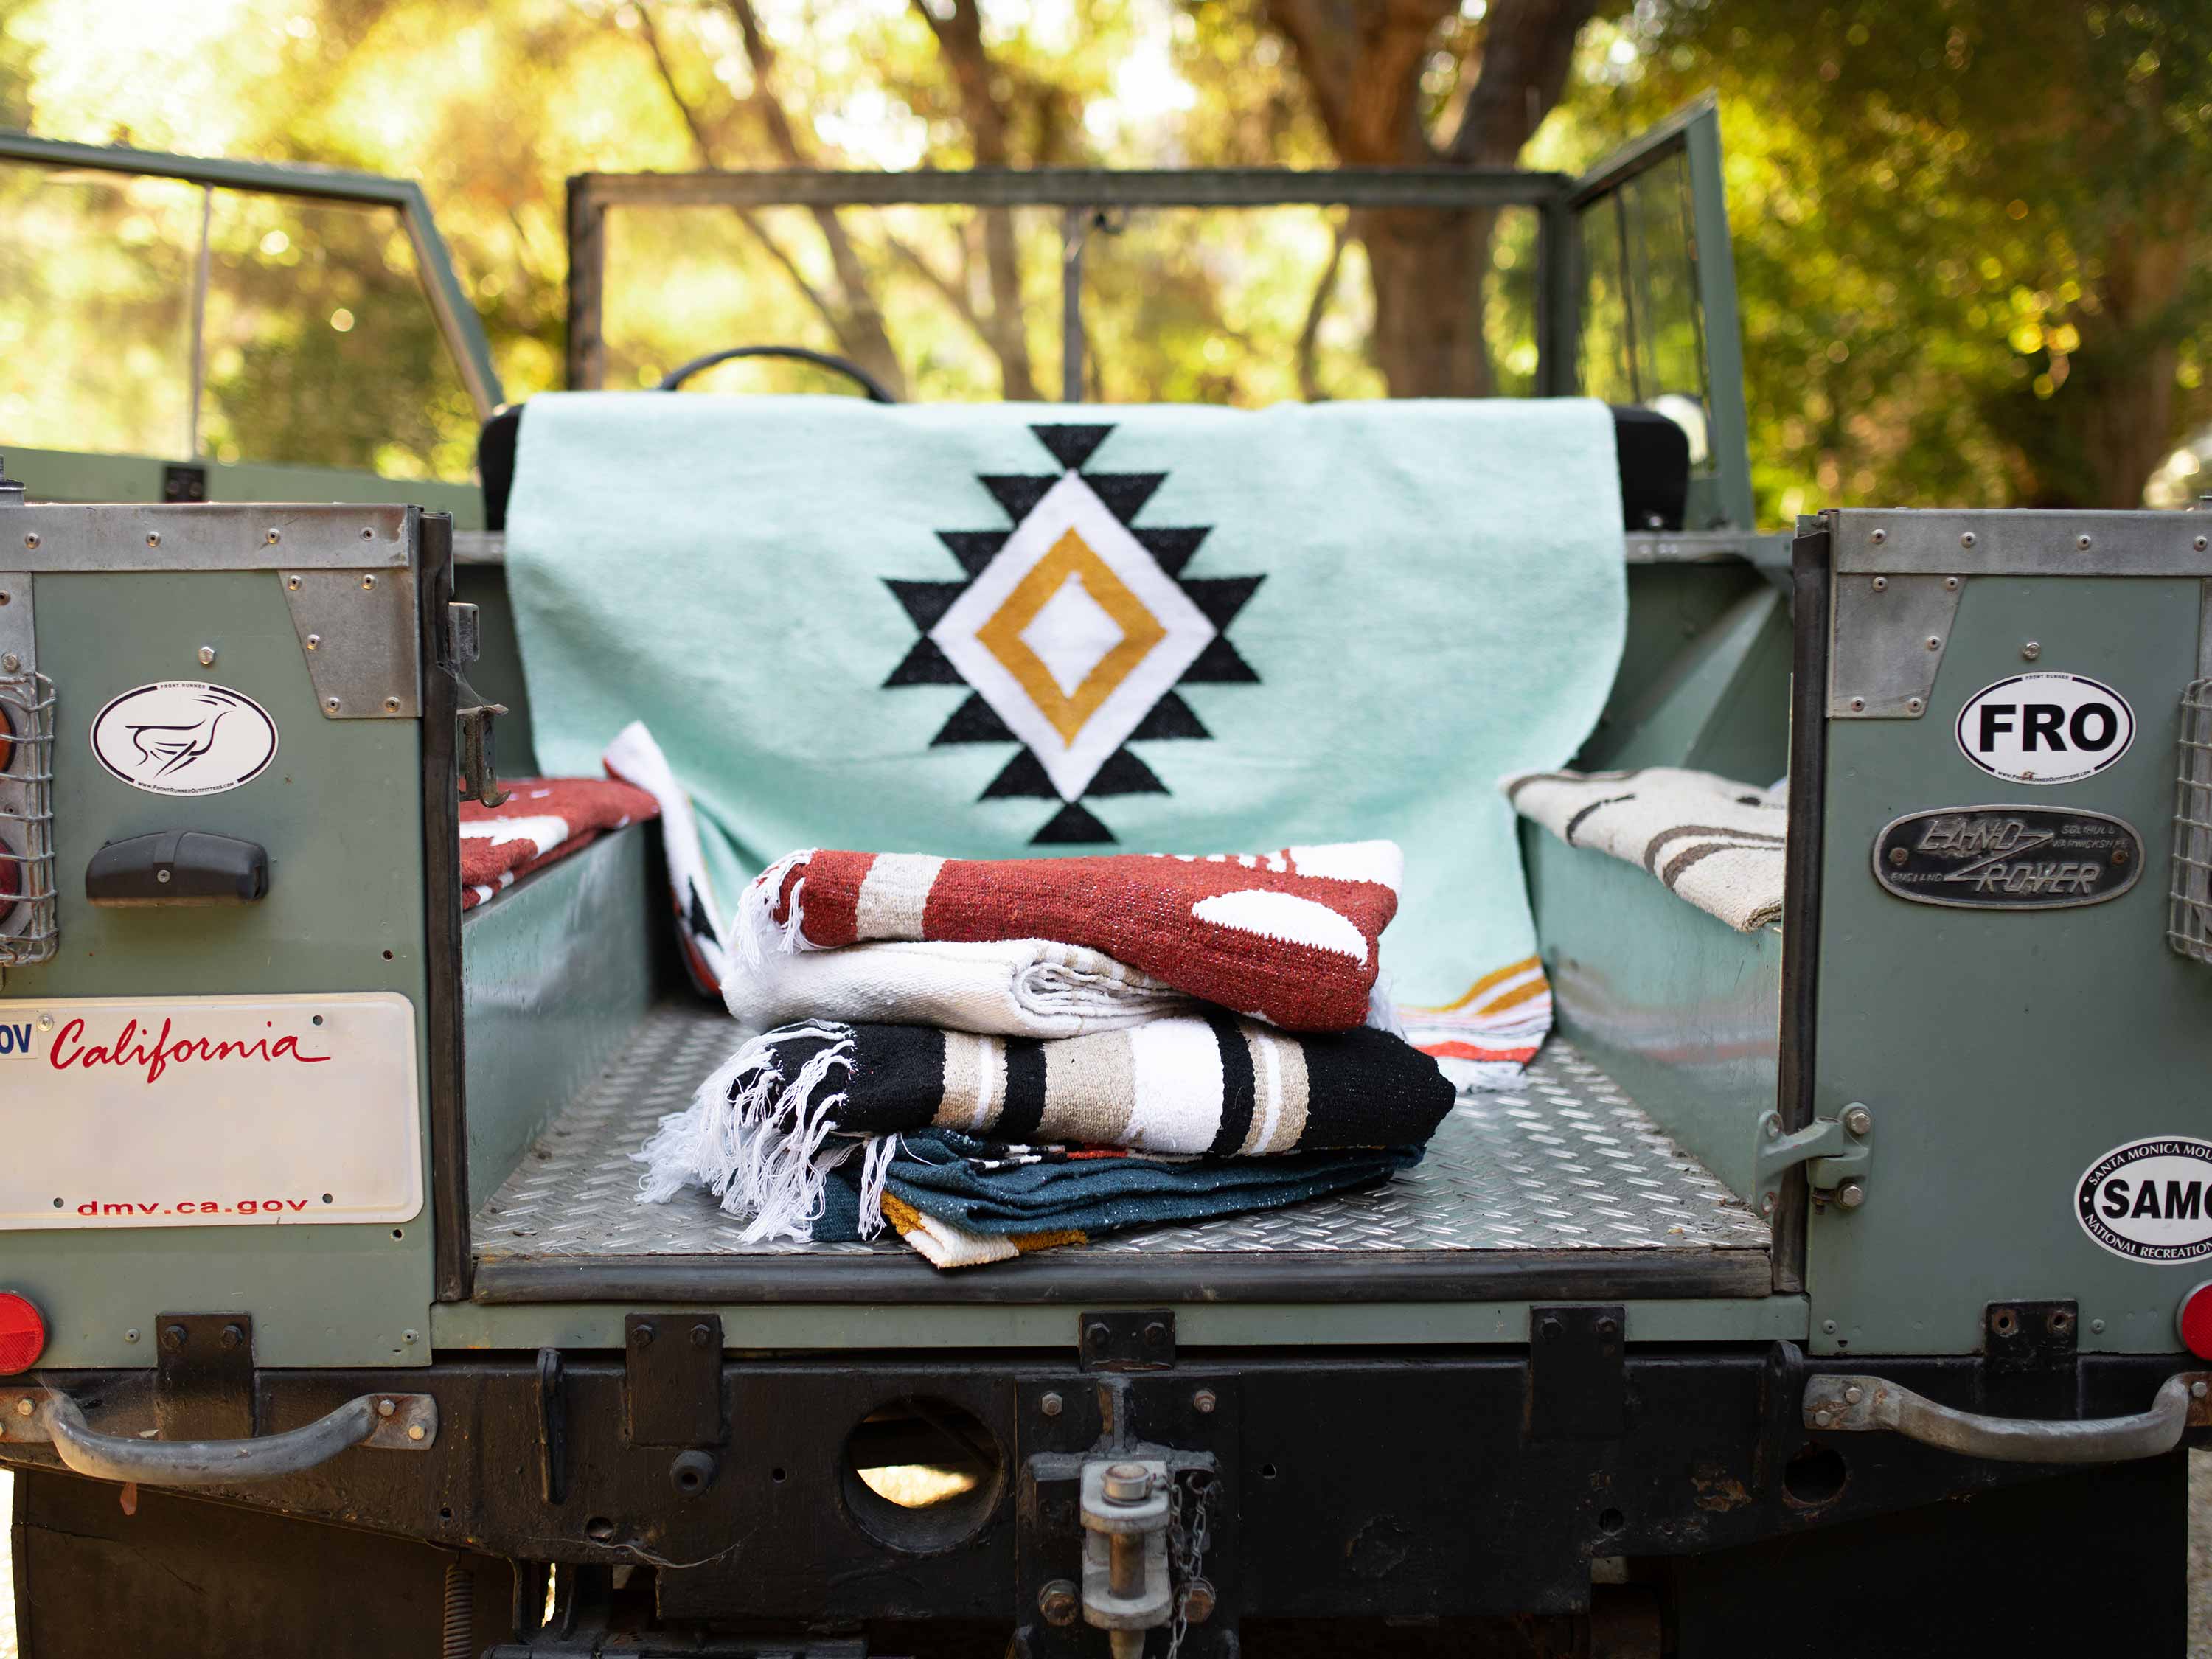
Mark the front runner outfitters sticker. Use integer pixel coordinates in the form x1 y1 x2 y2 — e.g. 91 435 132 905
1956 672 2134 785
91 681 278 797
2076 1138 2212 1262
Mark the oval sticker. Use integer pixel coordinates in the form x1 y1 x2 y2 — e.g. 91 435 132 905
91 682 279 797
1956 672 2133 785
2076 1138 2212 1262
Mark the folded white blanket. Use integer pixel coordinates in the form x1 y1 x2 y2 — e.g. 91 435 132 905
1504 767 1788 933
722 935 1193 1038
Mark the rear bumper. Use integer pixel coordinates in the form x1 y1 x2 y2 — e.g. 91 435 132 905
3 1343 2202 1633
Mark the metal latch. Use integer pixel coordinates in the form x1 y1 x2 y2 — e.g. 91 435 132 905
1754 1103 1873 1217
446 600 508 808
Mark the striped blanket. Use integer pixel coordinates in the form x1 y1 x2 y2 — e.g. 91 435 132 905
1505 767 1788 933
459 776 658 911
636 1015 1455 1242
740 841 1403 1032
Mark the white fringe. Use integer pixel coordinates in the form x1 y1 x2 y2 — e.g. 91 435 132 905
854 1133 901 1239
733 848 818 972
633 1019 869 1242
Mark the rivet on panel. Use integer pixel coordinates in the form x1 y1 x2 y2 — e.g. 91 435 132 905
1960 531 1976 549
1943 576 1959 591
305 633 321 651
325 697 342 713
266 529 281 545
2197 536 2209 552
1870 528 1887 544
1870 576 1888 592
383 696 402 713
1905 697 1924 714
1925 636 1941 651
2022 641 2042 661
361 574 378 591
145 531 160 548
407 1424 425 1441
2076 535 2093 551
1848 696 1865 713
285 574 302 591
1 654 18 675
22 532 36 549
197 646 216 667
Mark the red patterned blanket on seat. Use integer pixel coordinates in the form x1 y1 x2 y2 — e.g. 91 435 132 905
459 777 658 911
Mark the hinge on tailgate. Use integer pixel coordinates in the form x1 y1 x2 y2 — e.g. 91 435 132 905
1754 1104 1873 1218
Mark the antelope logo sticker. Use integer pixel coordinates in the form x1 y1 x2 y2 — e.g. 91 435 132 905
91 683 279 797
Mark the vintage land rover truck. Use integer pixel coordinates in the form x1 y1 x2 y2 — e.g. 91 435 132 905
2 106 2210 1658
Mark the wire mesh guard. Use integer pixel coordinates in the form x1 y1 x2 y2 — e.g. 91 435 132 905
0 672 58 970
2171 679 2212 963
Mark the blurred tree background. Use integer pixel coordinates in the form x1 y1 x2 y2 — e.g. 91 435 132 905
0 0 2207 515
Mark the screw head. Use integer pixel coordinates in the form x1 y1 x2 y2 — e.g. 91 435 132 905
1943 576 1960 591
197 646 216 667
1822 1319 1838 1335
285 574 301 591
2112 844 2129 866
325 696 341 712
1038 1579 1079 1626
1836 1180 1868 1209
124 1328 139 1343
1039 1391 1063 1417
1871 575 1888 591
1960 531 1977 549
1925 635 1942 652
402 1329 418 1345
1192 1387 1217 1415
360 527 375 540
1 653 18 674
406 1423 425 1441
266 529 282 545
2197 536 2208 553
2022 641 2042 661
305 633 321 650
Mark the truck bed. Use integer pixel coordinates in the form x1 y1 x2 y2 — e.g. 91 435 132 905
469 999 1772 1303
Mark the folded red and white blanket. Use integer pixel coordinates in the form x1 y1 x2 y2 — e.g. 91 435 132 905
459 777 659 911
636 1014 1455 1242
723 935 1194 1039
739 842 1402 1033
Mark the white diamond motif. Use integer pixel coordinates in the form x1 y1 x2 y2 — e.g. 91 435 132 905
1020 573 1126 696
932 473 1217 802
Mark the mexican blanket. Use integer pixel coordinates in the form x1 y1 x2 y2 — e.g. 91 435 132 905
507 395 1626 1085
458 776 658 911
635 1015 1457 1242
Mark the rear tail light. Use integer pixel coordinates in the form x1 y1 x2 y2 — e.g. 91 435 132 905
2180 1281 2212 1360
0 1291 46 1374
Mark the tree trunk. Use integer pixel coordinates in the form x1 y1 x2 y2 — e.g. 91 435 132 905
1355 207 1497 396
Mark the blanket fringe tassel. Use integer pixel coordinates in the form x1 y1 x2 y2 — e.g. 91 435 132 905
633 1019 891 1242
733 847 818 972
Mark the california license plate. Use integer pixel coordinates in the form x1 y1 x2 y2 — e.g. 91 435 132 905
0 993 422 1229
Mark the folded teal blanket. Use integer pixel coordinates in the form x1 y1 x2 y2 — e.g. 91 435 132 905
507 396 1624 1080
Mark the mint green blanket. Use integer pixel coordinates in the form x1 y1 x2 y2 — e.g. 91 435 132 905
506 395 1624 1073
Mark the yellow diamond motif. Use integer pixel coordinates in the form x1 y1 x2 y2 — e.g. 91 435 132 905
973 529 1167 748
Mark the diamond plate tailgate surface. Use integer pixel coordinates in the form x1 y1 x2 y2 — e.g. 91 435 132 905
475 1001 1768 1264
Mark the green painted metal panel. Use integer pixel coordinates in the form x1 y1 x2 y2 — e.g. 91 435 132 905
0 568 434 1368
431 1293 1808 1353
1530 827 1780 1203
7 444 483 528
462 827 658 1205
1808 574 2212 1356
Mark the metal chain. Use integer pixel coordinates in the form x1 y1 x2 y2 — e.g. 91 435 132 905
1164 1474 1211 1659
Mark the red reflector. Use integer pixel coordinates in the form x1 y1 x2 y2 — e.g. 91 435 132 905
0 1292 46 1374
2181 1281 2212 1360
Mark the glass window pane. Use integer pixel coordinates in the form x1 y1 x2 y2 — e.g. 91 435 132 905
197 190 477 481
1579 153 1713 464
0 161 199 459
602 204 1062 403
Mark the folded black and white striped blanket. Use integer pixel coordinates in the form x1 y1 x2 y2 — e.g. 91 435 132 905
636 1015 1456 1242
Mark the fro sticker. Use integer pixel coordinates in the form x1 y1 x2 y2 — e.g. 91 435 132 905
91 682 279 797
2076 1138 2212 1263
1956 672 2134 785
